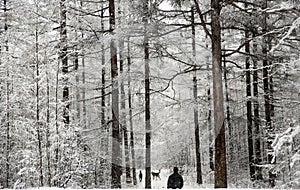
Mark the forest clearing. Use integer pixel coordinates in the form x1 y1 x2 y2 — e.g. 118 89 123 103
0 0 299 189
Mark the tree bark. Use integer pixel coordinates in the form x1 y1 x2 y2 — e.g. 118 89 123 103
127 37 137 185
144 0 151 188
211 0 227 187
252 31 263 180
120 36 131 184
60 0 69 126
206 35 214 172
245 26 255 181
262 0 275 187
109 0 122 188
191 6 202 185
35 7 44 185
4 0 10 187
45 53 52 187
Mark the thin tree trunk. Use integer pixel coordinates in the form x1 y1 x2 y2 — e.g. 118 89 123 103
252 32 263 180
206 35 214 172
60 0 69 125
191 6 202 185
262 0 275 187
35 8 44 185
143 0 151 188
211 0 227 187
4 0 10 187
120 39 131 184
118 2 131 182
100 6 106 140
81 35 86 129
109 0 122 188
245 26 255 181
128 37 137 185
75 49 80 119
45 52 52 187
223 51 231 179
54 57 60 187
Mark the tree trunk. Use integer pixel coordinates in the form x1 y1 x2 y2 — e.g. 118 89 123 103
45 53 52 187
109 0 122 188
223 51 231 180
35 9 44 186
54 58 60 187
3 0 10 187
206 35 214 172
128 37 137 185
120 35 131 184
60 0 69 126
118 2 131 182
211 0 227 187
245 27 255 181
262 0 275 187
75 49 80 120
191 6 202 185
252 31 263 180
143 0 151 188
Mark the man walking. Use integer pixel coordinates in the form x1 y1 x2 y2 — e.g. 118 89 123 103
167 167 183 189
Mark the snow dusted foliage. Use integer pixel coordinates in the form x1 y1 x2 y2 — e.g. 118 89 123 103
272 123 300 188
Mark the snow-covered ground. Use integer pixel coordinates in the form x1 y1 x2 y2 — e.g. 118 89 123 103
132 169 201 189
3 169 281 190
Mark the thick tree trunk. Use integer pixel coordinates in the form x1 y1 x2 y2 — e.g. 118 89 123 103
144 0 151 188
211 0 227 188
109 0 122 188
128 37 137 185
191 7 202 185
245 27 255 180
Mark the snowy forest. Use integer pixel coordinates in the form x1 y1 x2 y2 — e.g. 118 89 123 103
0 0 300 189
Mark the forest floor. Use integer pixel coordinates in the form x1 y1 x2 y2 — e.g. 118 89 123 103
127 169 204 189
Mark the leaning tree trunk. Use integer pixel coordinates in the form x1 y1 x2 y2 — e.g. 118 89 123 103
191 6 202 185
211 0 227 187
109 0 122 188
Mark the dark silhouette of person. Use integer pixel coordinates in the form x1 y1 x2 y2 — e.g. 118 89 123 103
167 167 183 189
139 170 143 182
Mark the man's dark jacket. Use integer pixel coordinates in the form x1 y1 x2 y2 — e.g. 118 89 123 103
167 172 183 189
